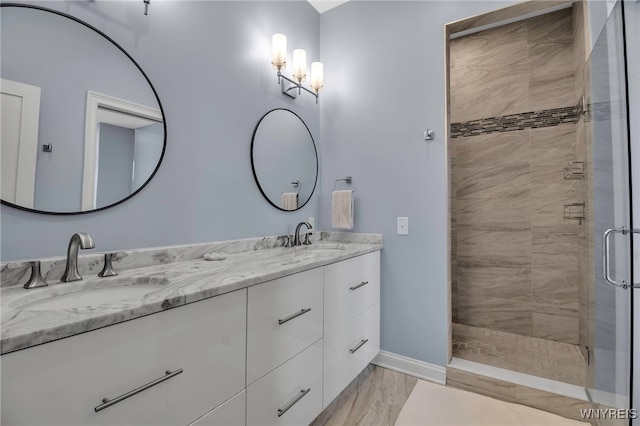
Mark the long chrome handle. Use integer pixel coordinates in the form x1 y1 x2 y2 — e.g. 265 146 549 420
94 368 183 412
349 339 369 354
277 388 311 417
602 227 640 289
278 308 312 325
349 281 369 291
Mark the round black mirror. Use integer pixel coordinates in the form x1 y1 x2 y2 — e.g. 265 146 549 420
251 109 318 211
0 4 166 214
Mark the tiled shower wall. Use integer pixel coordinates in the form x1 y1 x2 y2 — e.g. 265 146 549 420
450 8 585 344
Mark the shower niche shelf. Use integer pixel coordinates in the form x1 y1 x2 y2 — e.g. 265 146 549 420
564 203 585 225
564 161 585 180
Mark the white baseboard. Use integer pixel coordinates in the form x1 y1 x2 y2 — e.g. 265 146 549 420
372 351 446 385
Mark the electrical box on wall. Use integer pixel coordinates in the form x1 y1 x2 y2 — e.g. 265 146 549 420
397 217 408 235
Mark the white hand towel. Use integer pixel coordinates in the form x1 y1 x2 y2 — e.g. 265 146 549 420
282 192 298 210
332 190 354 229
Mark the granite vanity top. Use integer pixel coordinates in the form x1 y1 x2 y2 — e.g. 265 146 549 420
0 232 382 355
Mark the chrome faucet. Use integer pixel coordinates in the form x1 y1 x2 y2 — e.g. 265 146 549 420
61 232 95 282
293 221 313 246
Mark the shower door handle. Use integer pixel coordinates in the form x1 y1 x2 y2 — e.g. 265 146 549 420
602 227 640 289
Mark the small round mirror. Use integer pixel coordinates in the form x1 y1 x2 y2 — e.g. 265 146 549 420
251 109 318 211
0 5 165 214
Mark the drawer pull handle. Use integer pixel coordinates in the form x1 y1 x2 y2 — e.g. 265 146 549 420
277 388 311 417
349 339 369 354
94 368 183 413
349 281 369 291
278 308 312 325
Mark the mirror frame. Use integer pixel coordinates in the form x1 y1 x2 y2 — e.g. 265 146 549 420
0 3 167 215
250 108 318 212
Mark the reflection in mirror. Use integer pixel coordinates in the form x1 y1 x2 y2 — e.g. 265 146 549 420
251 109 318 211
0 5 165 214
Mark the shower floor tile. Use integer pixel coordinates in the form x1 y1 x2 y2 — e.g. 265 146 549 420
452 323 586 386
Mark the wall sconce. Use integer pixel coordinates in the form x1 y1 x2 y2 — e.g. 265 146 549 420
143 0 150 15
271 34 323 104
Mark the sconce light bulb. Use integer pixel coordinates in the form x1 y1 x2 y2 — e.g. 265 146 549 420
311 62 324 94
292 49 307 83
272 34 287 70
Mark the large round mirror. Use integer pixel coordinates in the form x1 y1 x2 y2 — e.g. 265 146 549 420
251 109 318 211
0 4 166 214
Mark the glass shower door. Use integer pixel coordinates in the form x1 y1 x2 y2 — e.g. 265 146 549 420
586 2 634 424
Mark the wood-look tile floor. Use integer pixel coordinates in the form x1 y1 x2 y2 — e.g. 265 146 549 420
452 323 587 386
311 365 418 426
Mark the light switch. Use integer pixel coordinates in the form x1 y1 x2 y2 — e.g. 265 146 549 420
308 217 315 233
397 217 408 235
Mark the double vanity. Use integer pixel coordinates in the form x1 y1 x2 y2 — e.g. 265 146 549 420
1 232 382 426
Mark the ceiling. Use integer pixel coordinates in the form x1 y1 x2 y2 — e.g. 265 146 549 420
307 1 350 14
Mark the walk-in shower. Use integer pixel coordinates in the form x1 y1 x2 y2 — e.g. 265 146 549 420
447 1 633 423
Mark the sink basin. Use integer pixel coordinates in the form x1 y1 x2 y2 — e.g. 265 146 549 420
11 277 169 311
279 245 346 265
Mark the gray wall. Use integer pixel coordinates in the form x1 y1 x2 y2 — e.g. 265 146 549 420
97 123 135 207
318 0 519 367
1 0 321 261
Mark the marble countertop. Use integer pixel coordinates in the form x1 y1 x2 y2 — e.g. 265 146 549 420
1 234 382 355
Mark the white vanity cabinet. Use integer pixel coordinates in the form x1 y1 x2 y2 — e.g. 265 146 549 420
1 289 247 426
322 251 381 408
246 340 323 426
1 248 381 426
247 267 324 384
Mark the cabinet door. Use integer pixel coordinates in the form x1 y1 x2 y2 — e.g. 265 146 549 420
247 339 323 426
324 251 380 330
189 390 245 426
323 303 380 408
1 289 247 426
247 268 323 384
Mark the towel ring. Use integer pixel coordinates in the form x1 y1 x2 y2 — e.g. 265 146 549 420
333 176 356 192
291 180 301 195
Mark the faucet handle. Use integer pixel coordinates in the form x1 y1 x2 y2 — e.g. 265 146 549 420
283 235 293 248
303 233 312 245
98 253 118 277
23 261 49 289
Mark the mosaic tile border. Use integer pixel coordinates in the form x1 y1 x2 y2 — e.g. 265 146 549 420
451 102 582 138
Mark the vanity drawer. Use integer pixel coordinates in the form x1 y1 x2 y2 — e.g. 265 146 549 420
324 251 380 329
323 302 380 408
247 267 323 385
246 339 323 426
1 289 247 426
189 390 245 426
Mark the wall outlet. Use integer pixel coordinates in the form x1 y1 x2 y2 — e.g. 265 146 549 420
397 217 408 235
308 217 315 234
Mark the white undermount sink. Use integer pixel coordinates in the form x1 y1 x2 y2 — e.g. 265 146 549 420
11 277 169 311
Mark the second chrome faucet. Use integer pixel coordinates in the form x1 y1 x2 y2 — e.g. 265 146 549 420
293 221 313 246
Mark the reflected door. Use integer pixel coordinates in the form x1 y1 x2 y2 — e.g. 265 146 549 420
0 78 40 208
587 2 634 423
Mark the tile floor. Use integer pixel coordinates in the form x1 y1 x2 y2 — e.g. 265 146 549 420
311 365 417 426
452 323 587 386
312 365 587 426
